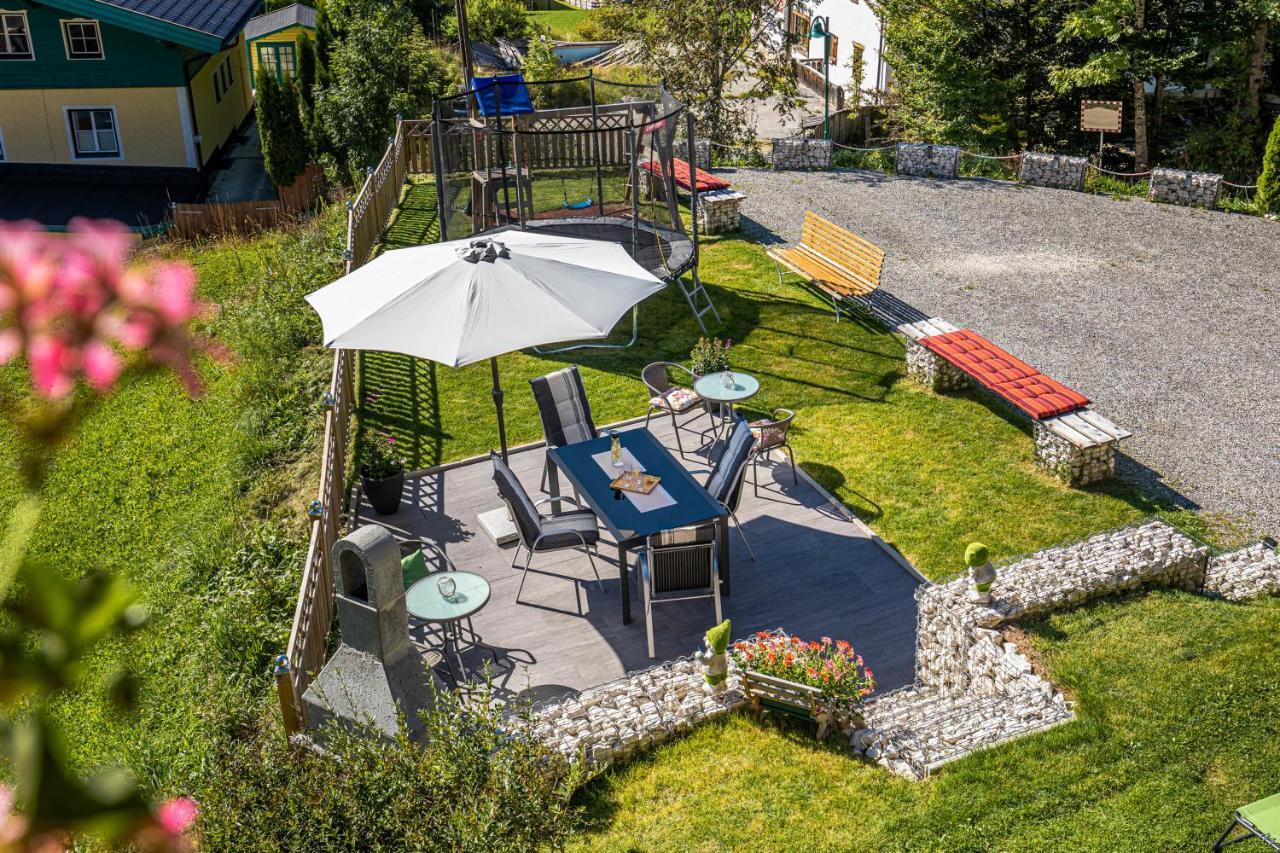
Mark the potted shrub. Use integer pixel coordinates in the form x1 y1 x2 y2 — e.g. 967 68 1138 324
730 630 875 739
361 432 404 516
689 336 731 377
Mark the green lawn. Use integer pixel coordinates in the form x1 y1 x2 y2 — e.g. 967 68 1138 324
527 1 593 39
0 211 342 795
571 591 1280 851
361 181 1188 579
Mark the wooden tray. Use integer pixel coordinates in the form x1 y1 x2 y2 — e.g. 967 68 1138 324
610 473 661 495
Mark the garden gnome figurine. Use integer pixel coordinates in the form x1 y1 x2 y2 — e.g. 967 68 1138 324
966 542 996 604
697 619 732 694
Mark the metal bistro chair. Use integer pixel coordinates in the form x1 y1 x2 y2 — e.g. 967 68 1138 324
704 417 758 561
639 525 721 658
530 365 598 493
490 451 603 604
641 361 706 456
749 408 797 495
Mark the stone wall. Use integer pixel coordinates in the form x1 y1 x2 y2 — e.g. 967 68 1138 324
1148 168 1223 208
533 658 743 777
772 138 833 170
1018 153 1087 191
904 338 970 392
1203 541 1280 601
697 189 745 234
915 521 1208 696
896 143 960 179
1032 420 1117 486
693 139 711 170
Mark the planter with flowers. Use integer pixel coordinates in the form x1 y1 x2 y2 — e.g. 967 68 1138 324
360 432 405 516
689 336 732 377
730 630 875 740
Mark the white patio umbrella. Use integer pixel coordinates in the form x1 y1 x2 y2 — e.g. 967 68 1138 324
305 230 666 460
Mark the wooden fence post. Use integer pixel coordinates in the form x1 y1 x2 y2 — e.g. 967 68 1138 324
274 653 300 736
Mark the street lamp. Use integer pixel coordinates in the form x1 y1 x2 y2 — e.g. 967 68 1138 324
809 16 831 140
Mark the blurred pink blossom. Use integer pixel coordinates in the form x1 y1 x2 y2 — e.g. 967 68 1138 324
0 217 212 399
155 797 198 837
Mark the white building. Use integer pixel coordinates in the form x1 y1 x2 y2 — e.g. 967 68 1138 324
782 0 888 106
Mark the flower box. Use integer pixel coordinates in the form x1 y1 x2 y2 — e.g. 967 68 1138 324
740 669 863 740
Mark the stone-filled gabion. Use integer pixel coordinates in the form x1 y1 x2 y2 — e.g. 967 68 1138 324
696 189 745 234
680 138 711 170
1032 420 1117 486
1203 542 1280 601
895 143 960 179
904 338 970 392
1148 167 1223 208
533 658 743 779
1018 152 1087 191
771 138 833 170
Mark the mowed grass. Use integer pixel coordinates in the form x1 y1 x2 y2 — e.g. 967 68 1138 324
572 591 1280 851
360 181 1180 579
527 1 593 39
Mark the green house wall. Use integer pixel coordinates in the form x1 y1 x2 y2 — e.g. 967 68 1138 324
0 0 186 89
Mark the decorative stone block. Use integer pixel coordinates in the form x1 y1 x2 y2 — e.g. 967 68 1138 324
1018 152 1087 191
771 138 832 170
904 337 970 392
1203 541 1280 600
693 139 711 170
1032 420 1116 486
895 143 960 179
1148 168 1222 208
696 189 744 234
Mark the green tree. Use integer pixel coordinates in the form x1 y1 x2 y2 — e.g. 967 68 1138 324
315 0 457 182
1258 116 1280 214
441 0 528 43
521 34 562 107
258 71 311 188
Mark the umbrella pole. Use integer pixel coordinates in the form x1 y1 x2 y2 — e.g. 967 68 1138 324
490 356 509 462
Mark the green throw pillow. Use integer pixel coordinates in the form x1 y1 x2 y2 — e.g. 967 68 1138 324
402 549 430 587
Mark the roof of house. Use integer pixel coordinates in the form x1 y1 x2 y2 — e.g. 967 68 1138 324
38 0 263 53
244 3 318 40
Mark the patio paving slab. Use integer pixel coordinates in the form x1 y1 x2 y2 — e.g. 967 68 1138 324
353 414 921 705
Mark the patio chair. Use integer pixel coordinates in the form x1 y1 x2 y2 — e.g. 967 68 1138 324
490 451 603 604
642 361 706 456
749 408 797 496
530 365 598 493
704 418 757 561
1214 792 1280 851
639 525 721 658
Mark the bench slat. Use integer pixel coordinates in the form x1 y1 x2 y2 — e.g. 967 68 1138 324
1073 408 1133 441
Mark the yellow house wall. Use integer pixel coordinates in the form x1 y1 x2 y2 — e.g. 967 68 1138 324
189 36 254 167
247 26 314 80
0 86 189 167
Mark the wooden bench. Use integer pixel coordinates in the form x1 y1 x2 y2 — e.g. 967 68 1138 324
767 211 885 321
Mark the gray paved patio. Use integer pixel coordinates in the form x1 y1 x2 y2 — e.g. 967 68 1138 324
352 415 921 705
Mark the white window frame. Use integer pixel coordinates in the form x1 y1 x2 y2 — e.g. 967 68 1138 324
63 106 124 161
0 10 35 61
61 18 105 60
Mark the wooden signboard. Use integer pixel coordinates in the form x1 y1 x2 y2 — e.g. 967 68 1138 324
1080 100 1123 133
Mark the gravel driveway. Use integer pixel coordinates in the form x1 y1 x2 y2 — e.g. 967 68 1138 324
724 167 1280 536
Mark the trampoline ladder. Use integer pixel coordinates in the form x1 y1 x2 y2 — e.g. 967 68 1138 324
679 269 721 334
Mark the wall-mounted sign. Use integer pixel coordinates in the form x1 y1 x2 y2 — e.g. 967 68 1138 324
1080 100 1123 133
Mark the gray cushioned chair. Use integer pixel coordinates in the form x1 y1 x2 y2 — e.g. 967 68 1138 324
639 524 721 658
530 365 598 492
704 417 757 561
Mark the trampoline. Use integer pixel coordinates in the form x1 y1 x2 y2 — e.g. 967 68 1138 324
428 73 720 345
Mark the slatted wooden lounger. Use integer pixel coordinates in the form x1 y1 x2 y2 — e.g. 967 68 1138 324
766 211 885 321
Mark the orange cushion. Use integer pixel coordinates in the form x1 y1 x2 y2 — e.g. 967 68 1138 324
639 158 731 192
919 330 1089 419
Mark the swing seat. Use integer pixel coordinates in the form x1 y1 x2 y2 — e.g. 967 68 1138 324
564 198 594 210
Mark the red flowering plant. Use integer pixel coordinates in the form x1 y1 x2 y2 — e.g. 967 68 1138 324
0 218 211 851
730 630 876 708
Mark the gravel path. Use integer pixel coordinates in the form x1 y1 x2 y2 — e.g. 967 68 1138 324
723 167 1280 536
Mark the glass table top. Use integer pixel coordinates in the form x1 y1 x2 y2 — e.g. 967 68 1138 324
694 371 760 403
405 571 491 623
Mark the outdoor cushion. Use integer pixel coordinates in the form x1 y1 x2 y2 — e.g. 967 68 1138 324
639 158 732 193
705 419 754 506
530 365 597 448
651 387 701 412
919 329 1089 420
401 548 430 587
534 509 600 551
750 419 787 451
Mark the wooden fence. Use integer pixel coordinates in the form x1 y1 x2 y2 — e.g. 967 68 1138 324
795 58 846 112
401 114 632 176
167 165 325 241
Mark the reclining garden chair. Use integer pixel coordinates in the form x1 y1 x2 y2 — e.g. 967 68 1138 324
1214 793 1280 851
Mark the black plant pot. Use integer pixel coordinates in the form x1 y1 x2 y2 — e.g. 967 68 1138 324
361 465 405 516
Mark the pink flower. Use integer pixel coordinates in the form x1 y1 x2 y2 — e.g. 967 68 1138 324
156 797 198 837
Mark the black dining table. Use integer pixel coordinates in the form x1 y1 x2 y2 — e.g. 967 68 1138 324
546 428 728 624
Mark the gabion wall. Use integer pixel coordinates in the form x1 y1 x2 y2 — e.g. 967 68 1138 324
1018 153 1087 191
896 143 960 179
1148 167 1223 208
771 138 833 170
